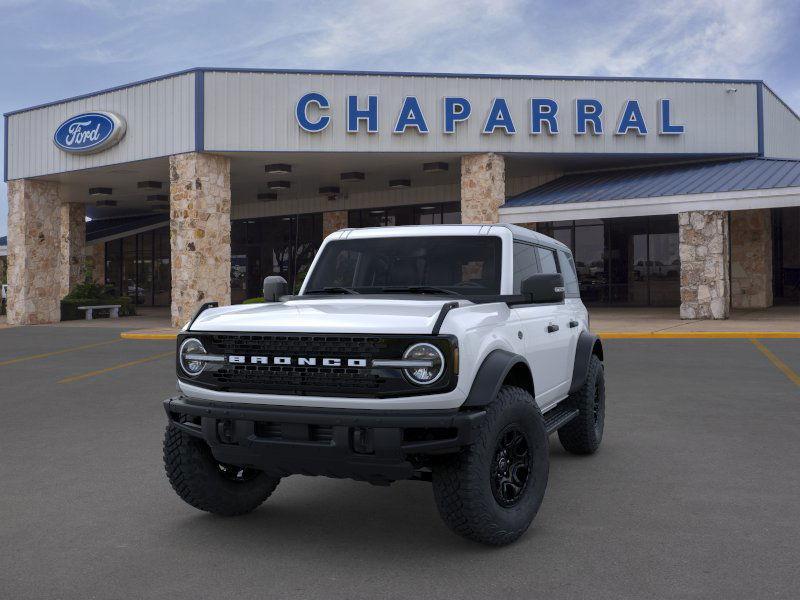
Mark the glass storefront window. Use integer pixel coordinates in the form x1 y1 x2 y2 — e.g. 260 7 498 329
536 215 678 306
350 201 461 228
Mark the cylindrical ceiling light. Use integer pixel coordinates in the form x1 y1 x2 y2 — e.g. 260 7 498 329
146 194 169 202
257 192 278 201
319 186 340 195
137 181 163 189
267 180 291 190
388 179 411 188
95 199 117 207
265 163 292 174
340 172 365 182
422 162 449 173
89 187 112 196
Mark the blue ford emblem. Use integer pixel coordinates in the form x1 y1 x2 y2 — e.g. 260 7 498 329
53 111 127 154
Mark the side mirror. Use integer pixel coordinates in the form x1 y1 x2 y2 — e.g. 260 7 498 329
262 275 289 302
521 273 565 304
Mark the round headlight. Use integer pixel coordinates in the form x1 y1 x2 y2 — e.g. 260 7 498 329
403 343 445 385
179 337 207 377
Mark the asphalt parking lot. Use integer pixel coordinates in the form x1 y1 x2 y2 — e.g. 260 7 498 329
1 326 799 599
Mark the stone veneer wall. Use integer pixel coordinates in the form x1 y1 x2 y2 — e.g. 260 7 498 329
59 202 86 299
322 210 349 238
6 179 62 325
730 209 773 309
460 153 505 224
169 152 232 328
86 243 105 285
679 210 730 319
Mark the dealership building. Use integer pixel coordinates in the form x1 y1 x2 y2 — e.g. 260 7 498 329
3 67 799 326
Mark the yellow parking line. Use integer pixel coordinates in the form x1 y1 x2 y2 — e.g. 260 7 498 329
598 331 800 339
750 339 800 388
120 331 178 340
0 339 121 367
58 351 174 384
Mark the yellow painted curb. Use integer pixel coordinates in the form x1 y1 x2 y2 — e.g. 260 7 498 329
597 331 800 339
121 331 178 340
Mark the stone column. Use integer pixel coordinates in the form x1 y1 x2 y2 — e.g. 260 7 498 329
730 209 773 309
6 179 62 325
169 152 231 328
59 202 86 298
460 153 505 224
323 210 349 238
86 243 105 285
679 210 730 319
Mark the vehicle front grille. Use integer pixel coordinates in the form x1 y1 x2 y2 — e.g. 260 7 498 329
182 333 456 398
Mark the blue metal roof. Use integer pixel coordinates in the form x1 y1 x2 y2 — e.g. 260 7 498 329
504 158 800 207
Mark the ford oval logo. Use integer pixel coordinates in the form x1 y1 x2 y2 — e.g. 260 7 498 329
53 111 126 154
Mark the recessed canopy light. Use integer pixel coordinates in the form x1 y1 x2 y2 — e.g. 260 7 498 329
370 210 386 215
146 194 169 202
423 162 449 173
319 186 340 195
257 192 278 201
340 172 365 182
95 199 117 207
419 205 437 211
89 187 112 196
267 180 291 190
388 179 411 188
265 163 292 174
137 181 163 189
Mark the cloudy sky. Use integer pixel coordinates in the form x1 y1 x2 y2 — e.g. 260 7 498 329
1 0 799 237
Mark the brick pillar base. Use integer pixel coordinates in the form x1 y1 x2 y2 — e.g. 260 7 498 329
323 210 348 238
731 209 773 309
59 202 86 298
7 179 63 325
679 210 730 319
169 152 232 328
460 153 505 224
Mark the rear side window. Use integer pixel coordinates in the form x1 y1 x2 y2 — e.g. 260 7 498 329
513 242 540 293
536 246 559 274
558 250 580 297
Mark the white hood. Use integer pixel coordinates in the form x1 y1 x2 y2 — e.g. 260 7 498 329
189 297 462 334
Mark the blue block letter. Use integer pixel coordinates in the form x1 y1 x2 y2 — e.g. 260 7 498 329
394 97 429 134
347 95 378 133
443 97 471 133
575 99 603 135
659 99 684 134
530 98 559 134
616 100 648 135
483 98 516 134
296 92 330 133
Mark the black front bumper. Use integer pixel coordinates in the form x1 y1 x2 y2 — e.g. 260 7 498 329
164 396 486 483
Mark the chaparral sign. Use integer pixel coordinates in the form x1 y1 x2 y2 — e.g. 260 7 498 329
295 94 685 137
53 111 127 154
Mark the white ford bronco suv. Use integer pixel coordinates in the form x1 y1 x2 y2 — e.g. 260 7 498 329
163 224 605 545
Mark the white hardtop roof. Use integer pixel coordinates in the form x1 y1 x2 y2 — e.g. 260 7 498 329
329 223 569 253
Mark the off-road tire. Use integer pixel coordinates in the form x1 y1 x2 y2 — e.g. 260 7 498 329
558 354 604 455
163 423 280 516
432 386 549 546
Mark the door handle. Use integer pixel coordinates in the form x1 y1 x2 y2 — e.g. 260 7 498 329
547 324 559 333
569 320 579 328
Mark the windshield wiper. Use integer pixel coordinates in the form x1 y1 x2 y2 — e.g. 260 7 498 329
378 286 461 296
305 286 360 295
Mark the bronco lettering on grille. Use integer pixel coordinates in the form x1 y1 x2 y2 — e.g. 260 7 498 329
227 355 369 367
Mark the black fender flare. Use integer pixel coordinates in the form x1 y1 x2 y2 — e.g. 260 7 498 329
463 349 533 408
569 331 603 395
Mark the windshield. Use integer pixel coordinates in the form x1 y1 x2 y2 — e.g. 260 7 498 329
303 236 503 296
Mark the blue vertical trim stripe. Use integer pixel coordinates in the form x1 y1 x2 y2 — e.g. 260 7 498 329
194 69 205 152
756 82 764 157
3 114 8 182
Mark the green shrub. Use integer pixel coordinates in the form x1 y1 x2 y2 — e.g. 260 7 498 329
242 297 265 304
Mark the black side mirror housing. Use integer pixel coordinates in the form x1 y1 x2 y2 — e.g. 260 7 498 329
521 273 565 304
262 275 289 302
